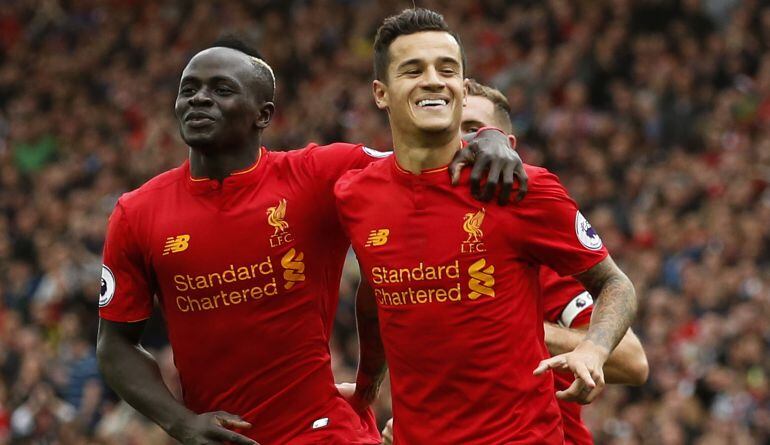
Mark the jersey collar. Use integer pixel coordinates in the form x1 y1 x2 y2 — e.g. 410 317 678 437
389 140 466 186
185 147 268 194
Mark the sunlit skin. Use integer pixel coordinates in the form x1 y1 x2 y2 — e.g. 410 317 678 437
372 31 468 173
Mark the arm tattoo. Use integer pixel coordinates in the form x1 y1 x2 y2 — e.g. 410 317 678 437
575 256 637 353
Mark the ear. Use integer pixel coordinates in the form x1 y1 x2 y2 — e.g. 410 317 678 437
462 78 470 107
255 102 275 129
372 80 389 110
507 133 518 150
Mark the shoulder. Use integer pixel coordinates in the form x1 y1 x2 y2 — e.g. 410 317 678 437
286 142 363 159
117 164 186 213
285 142 391 164
334 158 391 199
524 164 563 190
516 164 574 205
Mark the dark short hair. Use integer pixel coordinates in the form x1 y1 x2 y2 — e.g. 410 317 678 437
212 34 264 60
466 78 512 132
373 8 466 82
211 33 276 101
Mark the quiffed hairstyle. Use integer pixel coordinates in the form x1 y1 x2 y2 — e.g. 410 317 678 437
466 79 512 133
373 8 466 82
211 33 276 101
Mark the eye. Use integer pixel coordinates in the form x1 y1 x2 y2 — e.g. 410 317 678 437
441 68 457 75
180 86 196 96
215 87 233 95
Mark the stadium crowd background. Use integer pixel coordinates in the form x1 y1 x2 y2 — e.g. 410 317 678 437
0 0 768 443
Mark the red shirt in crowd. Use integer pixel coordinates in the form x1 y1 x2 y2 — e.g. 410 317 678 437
99 143 390 444
541 268 596 445
335 156 608 445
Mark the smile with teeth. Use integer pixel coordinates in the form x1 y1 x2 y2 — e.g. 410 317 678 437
417 98 448 107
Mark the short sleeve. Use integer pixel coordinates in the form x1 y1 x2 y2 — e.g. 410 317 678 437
515 168 608 277
98 202 154 322
303 143 391 189
540 268 593 327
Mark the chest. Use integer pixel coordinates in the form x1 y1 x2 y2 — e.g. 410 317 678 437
142 183 332 285
349 189 517 269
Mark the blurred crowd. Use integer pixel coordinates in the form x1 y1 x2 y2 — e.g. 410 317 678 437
0 0 768 443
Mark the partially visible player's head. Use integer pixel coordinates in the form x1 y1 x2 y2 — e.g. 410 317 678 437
174 35 275 152
462 79 513 134
372 8 467 142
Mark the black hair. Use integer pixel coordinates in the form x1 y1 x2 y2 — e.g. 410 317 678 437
211 33 276 101
373 8 466 82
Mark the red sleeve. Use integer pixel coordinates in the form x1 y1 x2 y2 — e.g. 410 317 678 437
540 267 593 326
98 202 154 322
303 143 391 188
515 167 608 277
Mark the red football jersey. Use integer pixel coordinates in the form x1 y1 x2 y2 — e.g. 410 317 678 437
335 157 609 445
99 143 390 444
541 268 595 445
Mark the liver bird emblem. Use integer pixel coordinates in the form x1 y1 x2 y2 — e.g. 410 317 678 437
463 208 485 243
267 199 289 236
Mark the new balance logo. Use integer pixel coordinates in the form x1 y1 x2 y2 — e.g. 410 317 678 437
365 229 390 247
163 235 190 255
468 258 495 300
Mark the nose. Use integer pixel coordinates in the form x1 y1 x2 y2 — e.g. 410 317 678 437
419 66 445 90
189 87 214 106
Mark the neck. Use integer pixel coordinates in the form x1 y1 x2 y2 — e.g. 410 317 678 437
189 138 262 181
392 128 461 174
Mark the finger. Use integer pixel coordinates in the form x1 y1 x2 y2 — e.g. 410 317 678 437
335 382 356 399
580 369 605 404
573 362 596 388
469 153 491 200
481 158 503 201
533 355 567 375
215 412 252 430
497 163 515 206
514 164 529 202
580 381 605 405
449 149 473 185
382 418 394 445
209 426 258 445
592 368 606 387
555 378 585 402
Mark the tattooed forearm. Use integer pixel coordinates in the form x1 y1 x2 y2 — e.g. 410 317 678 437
574 256 637 353
354 275 388 403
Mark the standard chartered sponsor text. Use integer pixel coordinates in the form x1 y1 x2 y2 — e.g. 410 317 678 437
173 256 280 313
371 260 492 306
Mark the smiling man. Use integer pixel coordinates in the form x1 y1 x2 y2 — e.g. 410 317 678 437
95 36 525 444
335 9 638 444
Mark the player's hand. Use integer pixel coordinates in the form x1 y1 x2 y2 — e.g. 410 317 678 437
533 340 609 405
450 129 528 205
168 411 258 445
382 418 394 445
335 382 371 412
